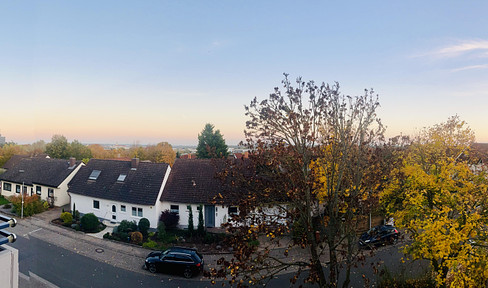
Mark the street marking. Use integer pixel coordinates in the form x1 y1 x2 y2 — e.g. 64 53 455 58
23 228 43 237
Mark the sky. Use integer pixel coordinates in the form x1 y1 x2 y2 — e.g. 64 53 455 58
1 1 488 145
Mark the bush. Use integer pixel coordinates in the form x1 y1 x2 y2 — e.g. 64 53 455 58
188 206 195 236
80 213 100 233
142 240 158 249
157 222 167 241
43 201 49 210
103 232 111 239
3 204 11 209
160 210 179 229
130 231 143 245
197 205 205 236
8 195 47 217
138 218 150 237
60 212 73 225
117 220 137 233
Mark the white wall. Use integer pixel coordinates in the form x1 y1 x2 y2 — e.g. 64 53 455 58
70 194 161 228
0 245 19 288
161 202 234 229
56 164 84 206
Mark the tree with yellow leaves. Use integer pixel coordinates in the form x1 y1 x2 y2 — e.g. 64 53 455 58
381 116 488 287
212 74 387 288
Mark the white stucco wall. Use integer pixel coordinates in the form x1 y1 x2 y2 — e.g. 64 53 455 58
55 163 84 206
70 194 162 228
161 202 234 229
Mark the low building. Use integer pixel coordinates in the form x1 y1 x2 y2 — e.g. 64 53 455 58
0 157 83 207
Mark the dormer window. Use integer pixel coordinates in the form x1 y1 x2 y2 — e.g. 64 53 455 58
89 170 101 180
117 174 127 182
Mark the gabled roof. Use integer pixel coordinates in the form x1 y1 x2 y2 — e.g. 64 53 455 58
161 159 228 204
0 157 82 187
68 159 169 206
2 154 49 170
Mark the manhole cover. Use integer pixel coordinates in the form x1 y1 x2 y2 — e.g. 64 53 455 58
95 248 104 253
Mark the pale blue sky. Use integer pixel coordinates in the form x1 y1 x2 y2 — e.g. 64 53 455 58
1 1 487 145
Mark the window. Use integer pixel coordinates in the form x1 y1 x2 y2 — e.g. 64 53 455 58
132 207 143 217
112 205 116 213
170 205 179 214
36 186 41 195
228 206 238 215
48 188 54 197
121 205 126 212
117 174 127 182
3 183 11 191
89 170 101 180
16 185 20 193
93 200 100 209
112 215 116 220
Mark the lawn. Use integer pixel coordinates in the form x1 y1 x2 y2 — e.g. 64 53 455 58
0 195 10 205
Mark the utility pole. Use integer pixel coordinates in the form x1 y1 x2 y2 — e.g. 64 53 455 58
21 181 24 219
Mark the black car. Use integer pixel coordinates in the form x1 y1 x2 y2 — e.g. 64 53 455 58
359 225 400 248
144 247 204 278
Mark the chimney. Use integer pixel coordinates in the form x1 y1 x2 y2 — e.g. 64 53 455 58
131 158 140 169
69 157 76 168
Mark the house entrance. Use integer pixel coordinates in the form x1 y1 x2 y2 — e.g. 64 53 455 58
111 204 117 222
204 205 215 228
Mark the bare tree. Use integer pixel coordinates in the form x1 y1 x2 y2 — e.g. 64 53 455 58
210 74 386 287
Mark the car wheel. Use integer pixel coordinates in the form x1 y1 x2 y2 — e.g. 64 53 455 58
183 267 193 279
148 264 157 273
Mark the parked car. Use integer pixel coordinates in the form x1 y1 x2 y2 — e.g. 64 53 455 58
359 225 400 248
144 247 204 278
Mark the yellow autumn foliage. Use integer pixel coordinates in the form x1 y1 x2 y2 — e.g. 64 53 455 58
381 116 488 287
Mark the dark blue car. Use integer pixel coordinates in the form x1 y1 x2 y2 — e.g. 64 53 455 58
359 225 400 248
144 247 204 278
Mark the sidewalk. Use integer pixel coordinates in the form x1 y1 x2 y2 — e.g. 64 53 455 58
5 206 232 277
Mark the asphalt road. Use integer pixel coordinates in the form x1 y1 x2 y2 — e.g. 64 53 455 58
11 234 310 287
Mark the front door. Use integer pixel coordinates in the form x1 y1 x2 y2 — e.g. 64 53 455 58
204 205 215 228
111 204 117 222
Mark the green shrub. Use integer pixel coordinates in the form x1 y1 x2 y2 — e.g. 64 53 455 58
157 222 166 241
187 206 195 236
60 212 73 225
142 240 158 249
8 195 47 217
197 205 205 236
80 213 100 233
117 220 137 233
103 232 111 239
138 218 150 237
3 204 11 209
130 231 143 245
43 201 49 210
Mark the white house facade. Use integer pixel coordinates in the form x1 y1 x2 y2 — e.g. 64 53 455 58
68 158 170 229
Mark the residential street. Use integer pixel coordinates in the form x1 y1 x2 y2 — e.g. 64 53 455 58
6 207 428 287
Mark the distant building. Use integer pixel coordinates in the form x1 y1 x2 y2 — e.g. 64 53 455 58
0 134 5 146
